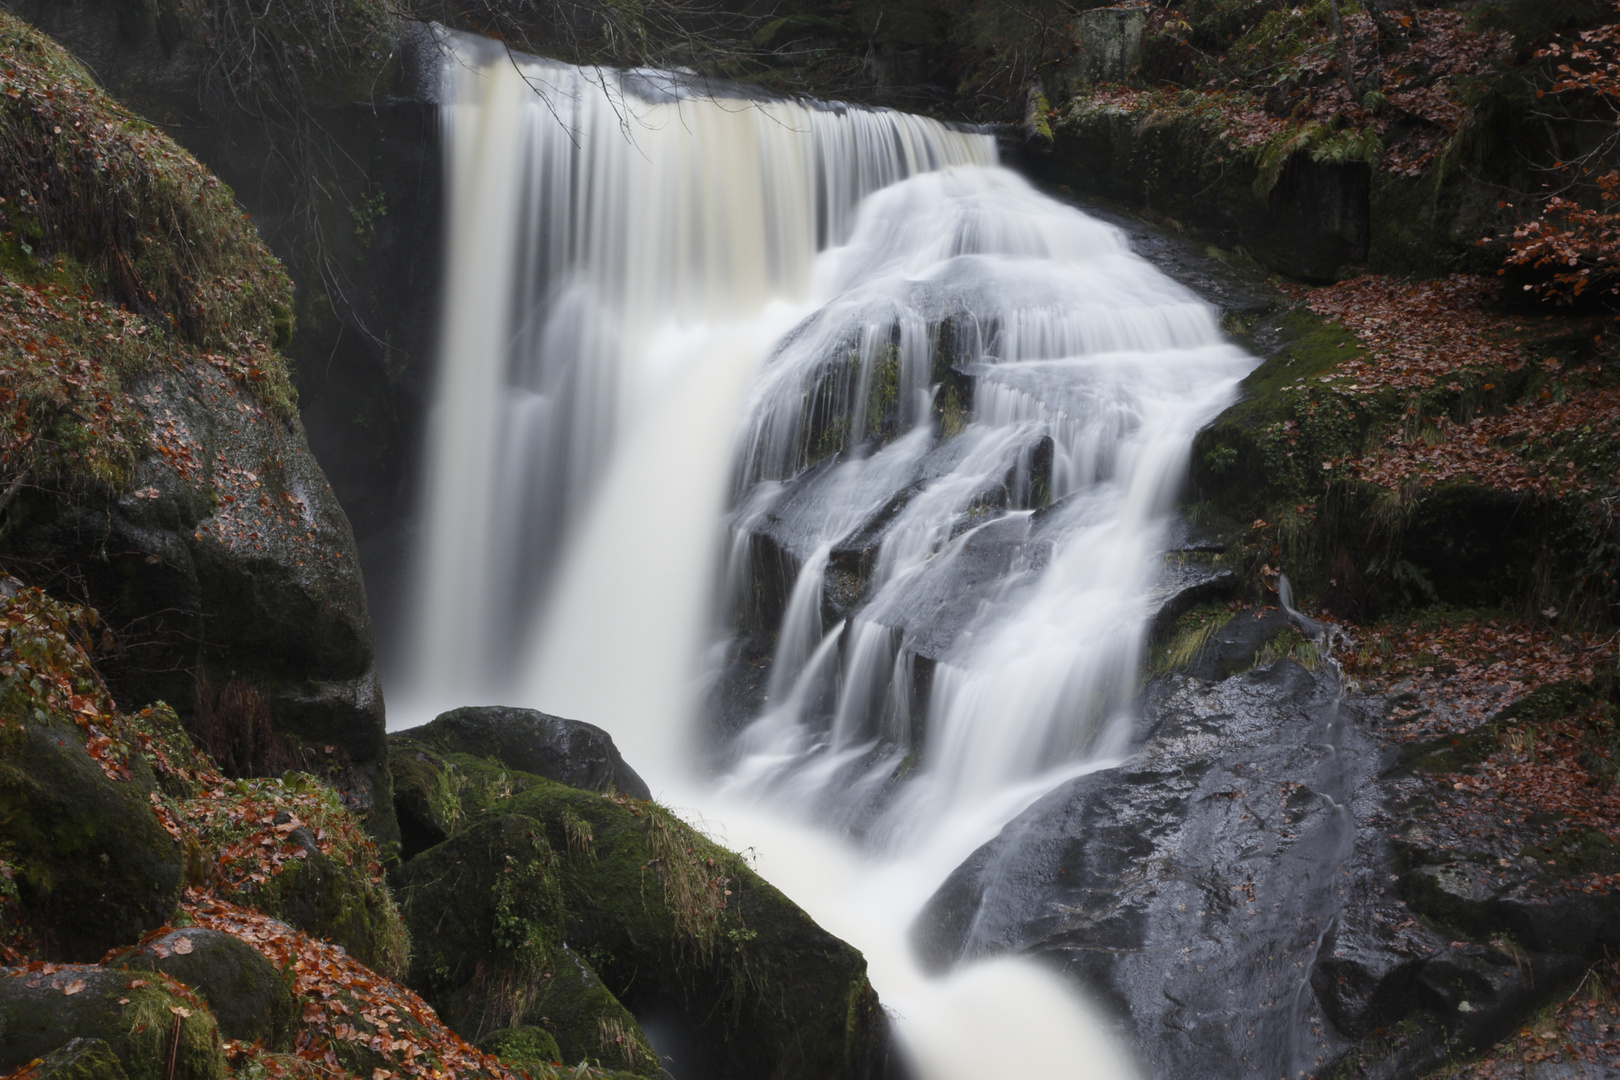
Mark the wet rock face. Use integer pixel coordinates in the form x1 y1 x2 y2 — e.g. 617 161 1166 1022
5 355 394 845
915 659 1373 1079
914 651 1619 1079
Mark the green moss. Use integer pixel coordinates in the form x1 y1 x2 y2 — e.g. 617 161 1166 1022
1192 307 1386 521
477 1026 563 1073
32 1037 130 1080
186 774 409 980
0 968 224 1080
121 983 226 1080
398 813 656 1075
395 753 887 1080
1254 626 1320 670
1149 603 1235 674
0 10 302 497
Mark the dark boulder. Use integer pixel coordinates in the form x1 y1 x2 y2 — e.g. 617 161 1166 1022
0 966 225 1080
108 929 295 1049
5 355 398 848
0 715 183 962
394 706 651 800
915 660 1371 1080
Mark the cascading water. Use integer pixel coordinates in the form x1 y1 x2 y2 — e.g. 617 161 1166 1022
412 31 990 707
406 29 1255 1079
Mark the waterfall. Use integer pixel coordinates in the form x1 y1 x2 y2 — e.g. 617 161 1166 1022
407 29 1254 1080
411 32 990 705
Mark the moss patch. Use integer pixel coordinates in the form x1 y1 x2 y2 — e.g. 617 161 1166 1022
0 966 225 1080
0 582 184 960
0 9 299 500
395 751 888 1080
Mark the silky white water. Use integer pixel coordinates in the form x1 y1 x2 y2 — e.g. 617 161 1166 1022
405 29 1254 1079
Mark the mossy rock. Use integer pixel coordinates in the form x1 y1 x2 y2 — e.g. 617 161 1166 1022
505 782 887 1080
0 714 182 961
0 11 296 364
1038 101 1370 281
1190 306 1385 523
0 966 224 1080
239 845 407 981
107 929 294 1049
389 743 557 860
31 1036 130 1080
396 750 890 1080
533 945 655 1076
476 1026 562 1074
393 706 650 808
397 813 656 1075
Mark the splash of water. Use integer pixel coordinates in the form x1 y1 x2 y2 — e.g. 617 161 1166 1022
408 30 1257 1079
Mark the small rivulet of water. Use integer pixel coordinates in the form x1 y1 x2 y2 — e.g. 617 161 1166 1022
405 28 1256 1080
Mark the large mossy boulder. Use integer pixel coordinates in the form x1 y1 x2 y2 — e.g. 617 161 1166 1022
398 706 650 796
390 708 648 860
0 11 395 850
391 742 892 1080
107 929 295 1049
399 814 657 1075
0 712 182 962
0 966 225 1080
